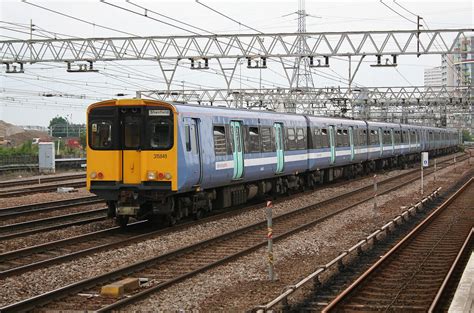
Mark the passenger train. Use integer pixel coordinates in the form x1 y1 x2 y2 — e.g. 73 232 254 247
86 99 460 226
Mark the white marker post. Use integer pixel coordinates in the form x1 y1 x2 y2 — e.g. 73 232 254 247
373 174 378 211
266 201 274 281
421 152 429 196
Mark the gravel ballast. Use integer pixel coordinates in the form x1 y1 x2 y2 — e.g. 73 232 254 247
0 188 93 208
0 156 470 309
126 160 472 311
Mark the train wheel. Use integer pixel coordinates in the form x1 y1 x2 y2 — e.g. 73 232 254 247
116 215 129 228
193 210 203 220
167 214 177 226
106 201 116 218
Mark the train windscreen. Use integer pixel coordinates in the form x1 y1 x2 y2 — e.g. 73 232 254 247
88 106 173 150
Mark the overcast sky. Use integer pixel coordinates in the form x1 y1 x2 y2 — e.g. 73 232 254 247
0 0 472 126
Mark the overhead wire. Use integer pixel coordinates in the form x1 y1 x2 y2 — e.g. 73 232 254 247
99 0 358 87
391 1 462 83
379 0 417 25
194 0 363 87
9 2 362 92
19 3 288 92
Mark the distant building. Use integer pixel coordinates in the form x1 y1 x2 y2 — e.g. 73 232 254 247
423 36 473 134
19 125 49 132
441 54 455 90
424 66 443 89
453 36 473 88
452 36 473 134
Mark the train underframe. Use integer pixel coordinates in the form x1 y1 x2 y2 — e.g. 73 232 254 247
99 147 458 227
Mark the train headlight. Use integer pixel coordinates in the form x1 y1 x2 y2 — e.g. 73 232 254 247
97 172 104 179
147 170 157 180
165 172 172 180
90 171 97 179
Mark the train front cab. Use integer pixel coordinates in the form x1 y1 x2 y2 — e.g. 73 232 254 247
86 99 178 225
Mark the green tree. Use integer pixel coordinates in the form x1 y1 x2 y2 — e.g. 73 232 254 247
49 116 68 137
462 130 472 142
79 131 87 149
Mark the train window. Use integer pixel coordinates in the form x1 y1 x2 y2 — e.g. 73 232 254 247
248 127 260 153
319 128 329 148
362 130 366 144
297 128 305 141
369 129 377 145
313 128 321 149
213 126 227 155
342 129 348 146
296 128 306 149
287 128 297 150
261 127 273 152
90 120 113 149
124 116 141 149
288 128 296 141
185 125 191 152
149 119 172 150
336 129 343 147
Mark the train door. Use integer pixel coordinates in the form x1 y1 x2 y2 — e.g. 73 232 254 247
184 118 202 186
378 127 383 156
121 109 143 184
329 126 336 164
273 123 284 173
349 126 355 161
390 128 395 154
408 129 412 152
230 121 244 180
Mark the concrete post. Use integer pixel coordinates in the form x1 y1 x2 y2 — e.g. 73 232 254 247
266 201 275 281
421 159 424 196
373 174 378 211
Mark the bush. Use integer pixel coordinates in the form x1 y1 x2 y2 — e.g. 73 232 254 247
0 140 38 157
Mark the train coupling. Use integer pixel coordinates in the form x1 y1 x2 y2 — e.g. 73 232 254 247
117 205 140 216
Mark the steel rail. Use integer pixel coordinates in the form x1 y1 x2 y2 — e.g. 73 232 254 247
0 196 101 218
0 208 107 241
0 173 86 189
322 177 473 312
0 153 463 279
1 154 463 312
0 180 86 197
429 228 474 312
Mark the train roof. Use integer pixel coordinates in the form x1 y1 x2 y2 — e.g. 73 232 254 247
88 99 458 133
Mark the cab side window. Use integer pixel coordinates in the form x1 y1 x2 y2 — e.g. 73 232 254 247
90 120 113 149
149 119 172 149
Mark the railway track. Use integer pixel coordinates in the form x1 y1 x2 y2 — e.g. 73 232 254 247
1 153 467 312
0 196 101 220
322 177 473 312
0 153 465 279
0 173 85 189
0 208 107 241
0 180 86 198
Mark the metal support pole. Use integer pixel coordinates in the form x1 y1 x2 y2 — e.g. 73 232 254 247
373 174 377 211
434 158 437 183
454 155 457 173
266 200 275 281
421 160 424 196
